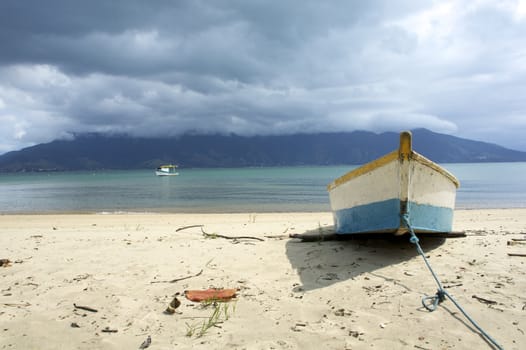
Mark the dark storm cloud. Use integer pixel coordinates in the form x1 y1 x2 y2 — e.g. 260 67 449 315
1 0 526 154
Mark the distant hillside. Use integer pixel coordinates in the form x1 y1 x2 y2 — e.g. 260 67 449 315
1 129 526 172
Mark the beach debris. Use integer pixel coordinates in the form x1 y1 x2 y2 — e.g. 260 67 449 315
73 303 98 313
264 234 290 240
201 227 264 242
0 259 11 267
289 232 336 242
291 323 307 332
2 302 31 307
151 269 203 284
472 295 498 305
101 327 118 333
70 322 80 328
139 335 152 349
185 288 237 302
334 308 353 316
164 296 181 314
414 345 432 350
507 253 526 257
72 273 92 282
507 239 526 246
176 224 204 232
348 330 363 338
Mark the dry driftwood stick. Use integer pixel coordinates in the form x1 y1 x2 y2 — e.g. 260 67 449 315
201 227 264 241
511 238 526 241
3 302 31 307
264 234 290 239
176 224 204 232
73 303 98 312
101 327 118 333
508 253 526 257
472 295 497 305
289 233 337 242
151 269 203 284
414 345 432 350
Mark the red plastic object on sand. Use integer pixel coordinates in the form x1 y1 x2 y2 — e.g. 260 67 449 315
184 288 237 302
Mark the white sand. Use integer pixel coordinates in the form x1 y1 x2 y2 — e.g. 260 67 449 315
1 210 525 349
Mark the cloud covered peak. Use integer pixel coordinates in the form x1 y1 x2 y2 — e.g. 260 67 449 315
1 0 525 154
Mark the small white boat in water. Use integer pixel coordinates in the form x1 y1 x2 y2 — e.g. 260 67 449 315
327 131 460 235
155 164 179 176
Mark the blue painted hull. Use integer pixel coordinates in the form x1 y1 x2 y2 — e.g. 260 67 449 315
333 199 454 234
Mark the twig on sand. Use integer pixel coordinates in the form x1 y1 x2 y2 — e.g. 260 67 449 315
101 327 118 333
73 303 98 312
176 224 204 232
264 234 289 240
508 253 526 257
151 269 203 284
414 345 432 350
2 302 31 307
201 227 264 242
472 295 497 305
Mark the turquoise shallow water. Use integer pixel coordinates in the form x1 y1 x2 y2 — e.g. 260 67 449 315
0 163 525 213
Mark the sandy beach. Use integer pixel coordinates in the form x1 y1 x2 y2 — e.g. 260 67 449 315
1 209 525 349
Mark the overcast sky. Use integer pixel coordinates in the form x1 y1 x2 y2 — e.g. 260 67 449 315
1 0 526 154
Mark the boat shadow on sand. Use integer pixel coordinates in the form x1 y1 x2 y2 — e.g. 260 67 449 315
285 226 447 292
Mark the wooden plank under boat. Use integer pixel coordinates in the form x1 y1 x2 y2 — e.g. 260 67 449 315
327 131 460 235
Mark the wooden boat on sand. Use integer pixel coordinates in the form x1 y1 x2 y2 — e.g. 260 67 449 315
327 131 460 235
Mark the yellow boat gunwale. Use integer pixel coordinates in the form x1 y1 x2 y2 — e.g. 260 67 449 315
327 132 460 191
326 150 398 191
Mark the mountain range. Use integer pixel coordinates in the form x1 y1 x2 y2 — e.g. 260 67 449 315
1 128 526 172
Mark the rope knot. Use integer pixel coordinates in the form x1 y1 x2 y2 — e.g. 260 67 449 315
422 289 446 311
436 289 446 302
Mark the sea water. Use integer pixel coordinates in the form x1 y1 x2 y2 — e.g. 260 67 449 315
0 163 525 213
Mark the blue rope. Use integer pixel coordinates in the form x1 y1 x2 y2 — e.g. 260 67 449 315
401 213 504 350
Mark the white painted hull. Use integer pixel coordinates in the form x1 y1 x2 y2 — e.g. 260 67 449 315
155 164 179 176
327 132 459 235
